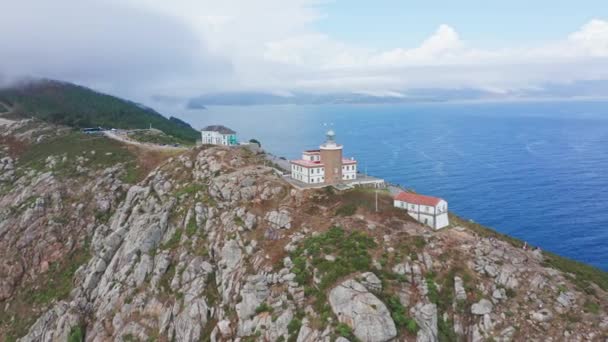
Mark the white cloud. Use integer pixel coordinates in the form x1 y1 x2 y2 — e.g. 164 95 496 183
1 1 608 101
568 19 608 56
371 24 465 66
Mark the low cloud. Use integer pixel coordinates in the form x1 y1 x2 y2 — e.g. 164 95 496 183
1 1 608 102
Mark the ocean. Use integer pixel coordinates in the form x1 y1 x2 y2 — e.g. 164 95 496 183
170 100 608 270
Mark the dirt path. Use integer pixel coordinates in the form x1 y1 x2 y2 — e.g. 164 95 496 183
103 131 189 152
0 118 15 126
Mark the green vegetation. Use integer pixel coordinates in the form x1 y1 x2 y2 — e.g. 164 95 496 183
159 263 176 293
249 138 261 147
542 251 608 294
450 214 524 248
26 250 90 305
583 300 600 314
287 227 378 331
437 317 458 342
185 215 198 237
67 325 85 342
385 295 418 333
291 227 376 291
321 188 403 217
0 79 199 142
162 230 183 250
452 212 608 295
336 323 357 340
174 184 206 198
0 248 90 341
336 203 357 216
205 272 220 307
122 333 138 342
422 268 470 341
128 129 189 146
16 132 143 182
255 302 273 314
287 316 303 342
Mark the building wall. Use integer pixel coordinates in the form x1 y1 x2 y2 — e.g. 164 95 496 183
435 213 449 229
342 163 357 180
201 131 237 146
320 147 343 184
291 164 325 184
302 153 321 162
394 199 449 229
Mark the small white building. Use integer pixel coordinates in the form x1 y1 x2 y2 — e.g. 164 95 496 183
394 192 449 229
201 125 237 146
290 130 358 185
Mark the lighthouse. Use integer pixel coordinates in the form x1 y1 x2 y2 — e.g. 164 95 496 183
289 130 358 185
319 130 343 184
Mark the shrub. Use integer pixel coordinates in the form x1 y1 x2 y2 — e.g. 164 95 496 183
185 215 198 237
249 139 261 147
583 300 600 314
68 325 85 342
336 203 357 216
385 295 418 334
174 184 205 198
438 317 457 342
287 317 302 342
255 302 273 314
163 230 182 250
425 275 439 305
406 319 419 334
336 323 355 339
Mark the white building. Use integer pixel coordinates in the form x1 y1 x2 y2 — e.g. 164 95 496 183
290 130 358 185
201 125 237 146
394 192 449 229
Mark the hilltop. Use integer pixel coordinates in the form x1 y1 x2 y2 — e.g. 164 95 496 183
0 79 199 142
0 118 607 342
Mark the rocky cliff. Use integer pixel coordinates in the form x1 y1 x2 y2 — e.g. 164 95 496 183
1 119 607 342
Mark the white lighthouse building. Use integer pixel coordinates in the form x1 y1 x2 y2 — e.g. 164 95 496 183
290 130 358 185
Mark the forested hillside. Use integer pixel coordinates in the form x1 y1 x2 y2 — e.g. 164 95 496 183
0 79 199 142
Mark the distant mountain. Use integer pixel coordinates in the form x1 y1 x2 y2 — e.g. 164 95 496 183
186 80 608 107
186 92 416 107
0 79 200 142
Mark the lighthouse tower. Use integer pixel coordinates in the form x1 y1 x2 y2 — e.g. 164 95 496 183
319 130 343 184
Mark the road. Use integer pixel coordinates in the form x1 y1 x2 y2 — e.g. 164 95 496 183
103 130 188 152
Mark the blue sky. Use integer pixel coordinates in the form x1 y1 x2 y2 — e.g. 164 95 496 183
315 0 608 49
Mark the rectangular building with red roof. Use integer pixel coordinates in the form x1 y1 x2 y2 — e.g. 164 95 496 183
394 191 449 229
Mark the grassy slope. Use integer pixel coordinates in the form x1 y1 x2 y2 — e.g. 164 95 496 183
0 79 199 142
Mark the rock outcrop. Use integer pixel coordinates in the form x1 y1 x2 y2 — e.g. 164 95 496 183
329 279 397 342
0 122 606 342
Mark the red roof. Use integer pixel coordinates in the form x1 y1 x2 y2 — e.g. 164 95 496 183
394 192 443 206
291 158 357 168
291 159 324 168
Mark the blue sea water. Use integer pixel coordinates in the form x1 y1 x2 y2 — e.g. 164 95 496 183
172 101 608 270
